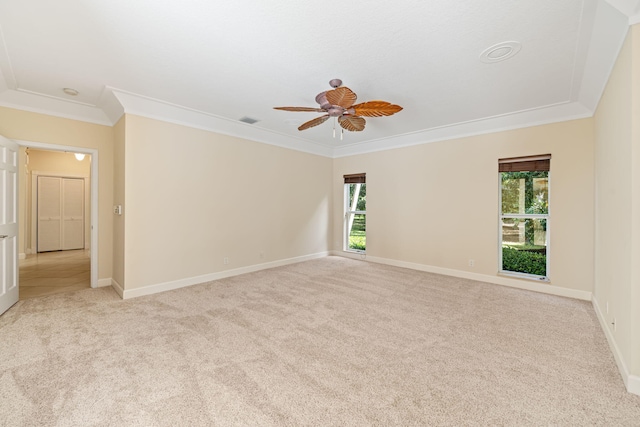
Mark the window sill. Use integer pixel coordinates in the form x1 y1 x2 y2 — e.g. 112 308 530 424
344 249 366 255
341 250 367 259
498 271 550 283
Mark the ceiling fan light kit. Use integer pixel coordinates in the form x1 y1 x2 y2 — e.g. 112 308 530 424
275 79 403 139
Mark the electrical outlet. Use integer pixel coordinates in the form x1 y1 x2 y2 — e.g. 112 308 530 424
468 259 475 267
223 257 229 265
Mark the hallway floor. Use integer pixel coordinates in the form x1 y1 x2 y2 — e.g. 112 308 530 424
19 249 91 299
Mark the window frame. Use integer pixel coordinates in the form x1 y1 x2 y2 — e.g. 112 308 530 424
343 174 366 253
498 157 551 282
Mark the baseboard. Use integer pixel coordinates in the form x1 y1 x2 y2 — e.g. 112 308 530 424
592 296 640 396
111 279 124 298
96 278 112 288
121 252 330 300
19 253 26 260
630 375 640 396
333 251 592 301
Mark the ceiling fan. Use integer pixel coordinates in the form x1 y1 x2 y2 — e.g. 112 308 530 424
274 79 403 137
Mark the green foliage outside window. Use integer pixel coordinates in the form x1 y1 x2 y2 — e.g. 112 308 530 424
502 247 546 276
349 215 366 250
501 171 548 244
349 183 366 211
501 171 548 276
347 183 366 251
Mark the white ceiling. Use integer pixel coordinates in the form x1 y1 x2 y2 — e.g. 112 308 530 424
0 0 637 157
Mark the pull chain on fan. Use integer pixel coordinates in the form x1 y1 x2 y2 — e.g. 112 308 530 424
274 79 403 138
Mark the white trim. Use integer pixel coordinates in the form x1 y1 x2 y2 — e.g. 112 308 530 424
31 170 89 178
337 250 369 262
89 151 98 288
630 375 640 395
0 89 111 126
498 170 551 281
111 279 124 298
110 89 334 158
344 182 366 252
0 91 603 160
120 252 329 299
333 251 592 301
592 296 640 396
630 14 640 25
97 278 112 288
18 253 25 260
332 102 592 158
16 140 99 289
498 271 550 283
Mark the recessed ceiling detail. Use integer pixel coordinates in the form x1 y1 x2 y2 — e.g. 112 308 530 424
0 0 635 157
479 41 522 64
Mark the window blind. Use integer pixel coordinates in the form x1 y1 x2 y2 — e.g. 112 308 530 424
344 173 366 184
498 154 551 172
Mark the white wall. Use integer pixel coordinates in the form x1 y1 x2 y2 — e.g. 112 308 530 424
117 115 333 292
333 118 595 298
0 107 114 284
594 24 640 394
113 116 125 288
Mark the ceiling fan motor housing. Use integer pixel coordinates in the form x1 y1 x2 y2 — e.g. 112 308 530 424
315 92 331 109
327 107 344 117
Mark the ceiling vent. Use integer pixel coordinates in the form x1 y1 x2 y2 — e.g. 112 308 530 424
239 116 260 124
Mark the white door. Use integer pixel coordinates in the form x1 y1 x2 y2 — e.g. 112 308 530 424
62 178 84 250
37 176 84 252
37 176 62 252
0 135 19 315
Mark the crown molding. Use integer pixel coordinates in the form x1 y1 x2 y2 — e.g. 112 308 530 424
604 0 640 17
0 0 633 159
0 87 597 159
0 0 629 160
108 88 334 158
332 101 593 158
0 88 111 125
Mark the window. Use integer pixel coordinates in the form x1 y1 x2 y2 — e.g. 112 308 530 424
499 155 550 280
344 173 366 252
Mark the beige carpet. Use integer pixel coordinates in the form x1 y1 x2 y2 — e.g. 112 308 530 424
1 256 639 426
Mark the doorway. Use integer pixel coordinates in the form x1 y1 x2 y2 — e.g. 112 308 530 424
17 142 99 299
19 250 90 298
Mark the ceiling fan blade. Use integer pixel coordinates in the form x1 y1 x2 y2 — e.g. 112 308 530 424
274 106 327 112
325 86 357 109
352 101 403 117
339 115 366 132
298 114 330 131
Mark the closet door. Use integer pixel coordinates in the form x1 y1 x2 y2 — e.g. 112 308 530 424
37 176 62 252
62 178 84 250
